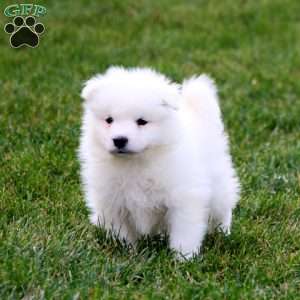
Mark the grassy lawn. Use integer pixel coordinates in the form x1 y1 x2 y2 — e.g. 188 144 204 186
1 0 300 299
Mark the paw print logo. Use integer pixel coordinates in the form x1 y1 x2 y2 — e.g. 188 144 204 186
4 16 45 48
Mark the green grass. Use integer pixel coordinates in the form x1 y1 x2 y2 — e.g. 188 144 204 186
1 0 300 299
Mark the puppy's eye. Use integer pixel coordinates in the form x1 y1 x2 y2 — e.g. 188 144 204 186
105 117 113 124
136 118 148 126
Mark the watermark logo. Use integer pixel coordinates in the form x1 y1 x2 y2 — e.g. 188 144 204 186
3 4 46 48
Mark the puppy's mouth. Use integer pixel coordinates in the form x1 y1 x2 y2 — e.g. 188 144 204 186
110 149 137 155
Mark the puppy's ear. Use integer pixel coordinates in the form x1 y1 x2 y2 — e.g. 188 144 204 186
81 66 124 101
81 75 104 101
181 74 221 118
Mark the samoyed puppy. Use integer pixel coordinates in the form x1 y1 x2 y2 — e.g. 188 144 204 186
79 66 239 258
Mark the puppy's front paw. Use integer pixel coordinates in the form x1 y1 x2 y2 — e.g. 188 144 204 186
170 235 201 260
168 204 208 260
173 249 197 261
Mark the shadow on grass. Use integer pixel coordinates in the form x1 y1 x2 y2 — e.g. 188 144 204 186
91 223 258 265
92 226 173 259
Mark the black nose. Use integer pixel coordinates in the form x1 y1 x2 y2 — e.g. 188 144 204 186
113 137 128 149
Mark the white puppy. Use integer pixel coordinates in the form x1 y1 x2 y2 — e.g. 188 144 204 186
79 67 239 258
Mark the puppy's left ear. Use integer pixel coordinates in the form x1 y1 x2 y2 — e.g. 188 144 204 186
81 75 103 101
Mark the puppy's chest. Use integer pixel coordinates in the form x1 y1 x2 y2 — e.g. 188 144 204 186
113 175 167 212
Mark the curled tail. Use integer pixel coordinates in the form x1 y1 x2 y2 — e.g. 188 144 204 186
181 75 223 130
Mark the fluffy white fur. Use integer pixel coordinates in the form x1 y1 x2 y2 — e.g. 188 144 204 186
79 66 239 258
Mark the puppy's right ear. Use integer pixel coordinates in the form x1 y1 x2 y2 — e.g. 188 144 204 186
81 66 124 101
81 75 103 101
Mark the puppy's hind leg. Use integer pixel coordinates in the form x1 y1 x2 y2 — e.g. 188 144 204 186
208 207 232 235
209 175 239 235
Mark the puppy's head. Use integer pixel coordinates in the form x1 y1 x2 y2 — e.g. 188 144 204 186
81 67 181 156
